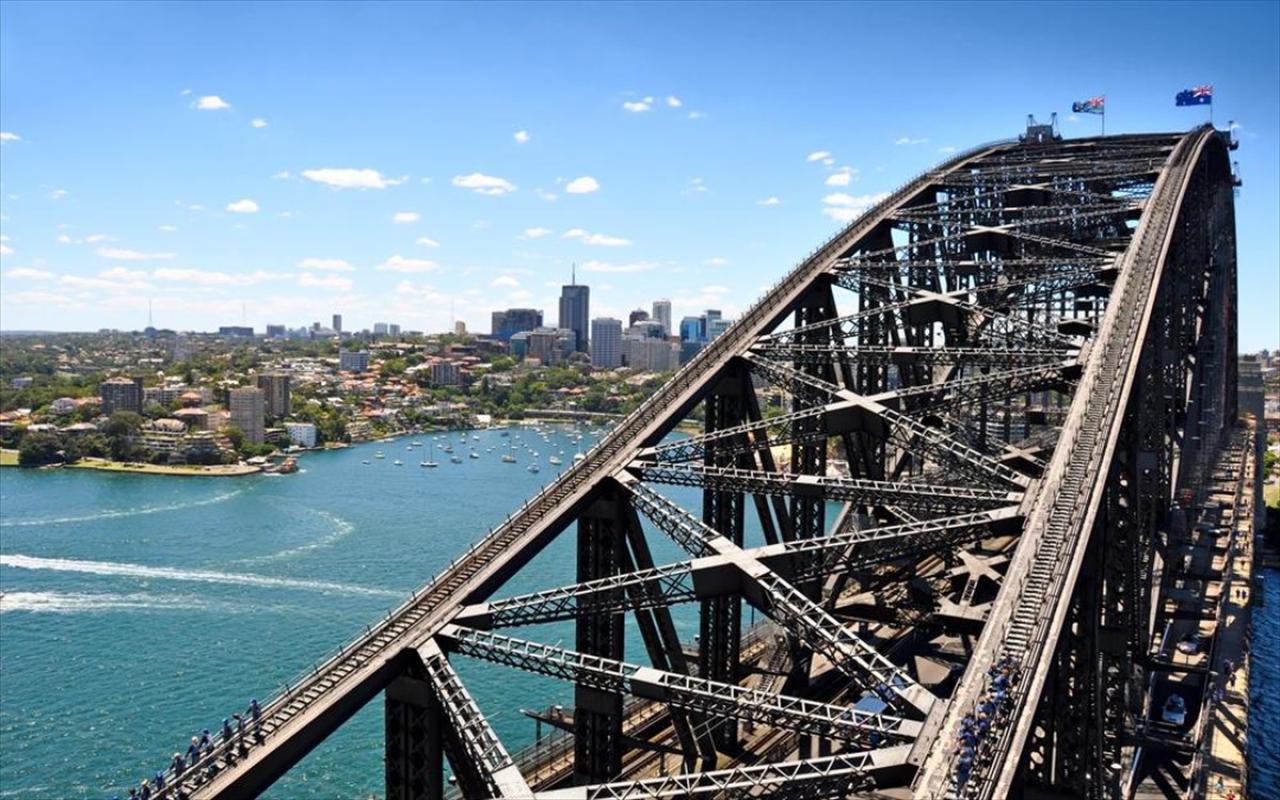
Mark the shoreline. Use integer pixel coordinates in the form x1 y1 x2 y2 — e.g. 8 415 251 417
0 450 260 477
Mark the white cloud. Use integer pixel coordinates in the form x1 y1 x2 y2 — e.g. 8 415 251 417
757 196 781 206
297 272 352 290
377 255 439 273
152 268 286 286
513 130 530 144
562 228 631 246
302 168 407 189
250 118 268 128
416 236 440 247
297 257 355 272
194 95 231 111
535 189 558 202
491 275 520 288
565 176 600 194
97 247 176 261
99 267 148 281
822 192 890 222
59 273 153 292
50 189 69 200
158 225 178 233
1065 114 1080 123
226 198 260 213
686 177 707 194
272 170 292 180
622 97 654 112
581 260 657 273
687 111 706 120
806 150 831 162
666 96 682 108
894 137 929 146
451 172 517 195
0 132 20 143
705 257 728 266
393 211 421 224
937 146 958 154
84 233 115 244
0 245 14 256
520 227 553 240
179 89 192 96
825 171 853 187
6 267 54 279
582 233 630 246
56 234 76 244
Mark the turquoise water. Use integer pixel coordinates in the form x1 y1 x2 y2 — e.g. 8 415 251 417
1248 566 1278 796
1 425 703 799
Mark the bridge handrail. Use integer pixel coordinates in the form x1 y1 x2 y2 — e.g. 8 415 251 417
146 136 1012 798
943 127 1215 799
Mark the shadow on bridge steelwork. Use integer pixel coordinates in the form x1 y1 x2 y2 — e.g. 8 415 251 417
134 123 1240 800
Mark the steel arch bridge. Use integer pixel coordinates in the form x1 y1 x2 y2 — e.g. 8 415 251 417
139 125 1239 800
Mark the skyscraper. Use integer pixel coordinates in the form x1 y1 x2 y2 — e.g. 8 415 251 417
590 317 622 368
490 308 543 340
628 308 650 327
332 314 342 333
652 299 672 337
558 266 590 353
100 377 144 415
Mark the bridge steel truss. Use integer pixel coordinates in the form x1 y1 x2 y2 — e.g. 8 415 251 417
138 127 1237 800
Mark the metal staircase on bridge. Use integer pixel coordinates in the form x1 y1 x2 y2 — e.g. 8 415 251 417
128 125 1239 800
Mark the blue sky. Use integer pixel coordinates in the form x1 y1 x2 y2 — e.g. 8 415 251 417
0 1 1276 349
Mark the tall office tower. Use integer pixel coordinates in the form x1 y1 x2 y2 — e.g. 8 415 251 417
558 266 590 353
256 372 291 419
628 309 650 327
229 386 266 445
680 316 705 343
652 299 672 337
389 323 401 336
590 317 623 368
332 314 342 333
490 308 544 340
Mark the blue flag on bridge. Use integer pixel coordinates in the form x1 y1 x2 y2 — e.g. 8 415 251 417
1176 86 1213 106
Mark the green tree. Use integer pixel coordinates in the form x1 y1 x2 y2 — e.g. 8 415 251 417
18 432 64 466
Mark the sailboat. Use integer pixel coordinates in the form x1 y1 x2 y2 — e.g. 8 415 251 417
420 442 439 468
548 454 562 465
501 438 517 463
469 449 480 459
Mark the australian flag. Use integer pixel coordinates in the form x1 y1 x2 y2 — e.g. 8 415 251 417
1072 96 1105 115
1176 85 1213 106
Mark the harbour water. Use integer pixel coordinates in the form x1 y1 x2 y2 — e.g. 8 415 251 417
4 425 1275 798
0 424 696 799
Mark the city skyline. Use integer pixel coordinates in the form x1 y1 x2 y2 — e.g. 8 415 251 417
0 2 1276 349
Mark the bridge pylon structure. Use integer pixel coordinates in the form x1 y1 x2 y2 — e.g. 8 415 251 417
139 125 1237 800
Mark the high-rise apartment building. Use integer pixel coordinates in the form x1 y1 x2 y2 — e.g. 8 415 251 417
332 314 342 333
100 377 144 415
590 317 623 368
229 386 266 445
652 299 672 337
373 322 389 335
558 268 590 353
389 323 401 336
256 373 291 419
266 324 286 339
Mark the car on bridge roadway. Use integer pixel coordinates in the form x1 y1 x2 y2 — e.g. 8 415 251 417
1176 633 1202 655
1161 694 1188 727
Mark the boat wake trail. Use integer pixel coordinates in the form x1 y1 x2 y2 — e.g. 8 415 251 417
0 554 401 597
234 510 356 564
0 590 231 615
0 490 245 528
